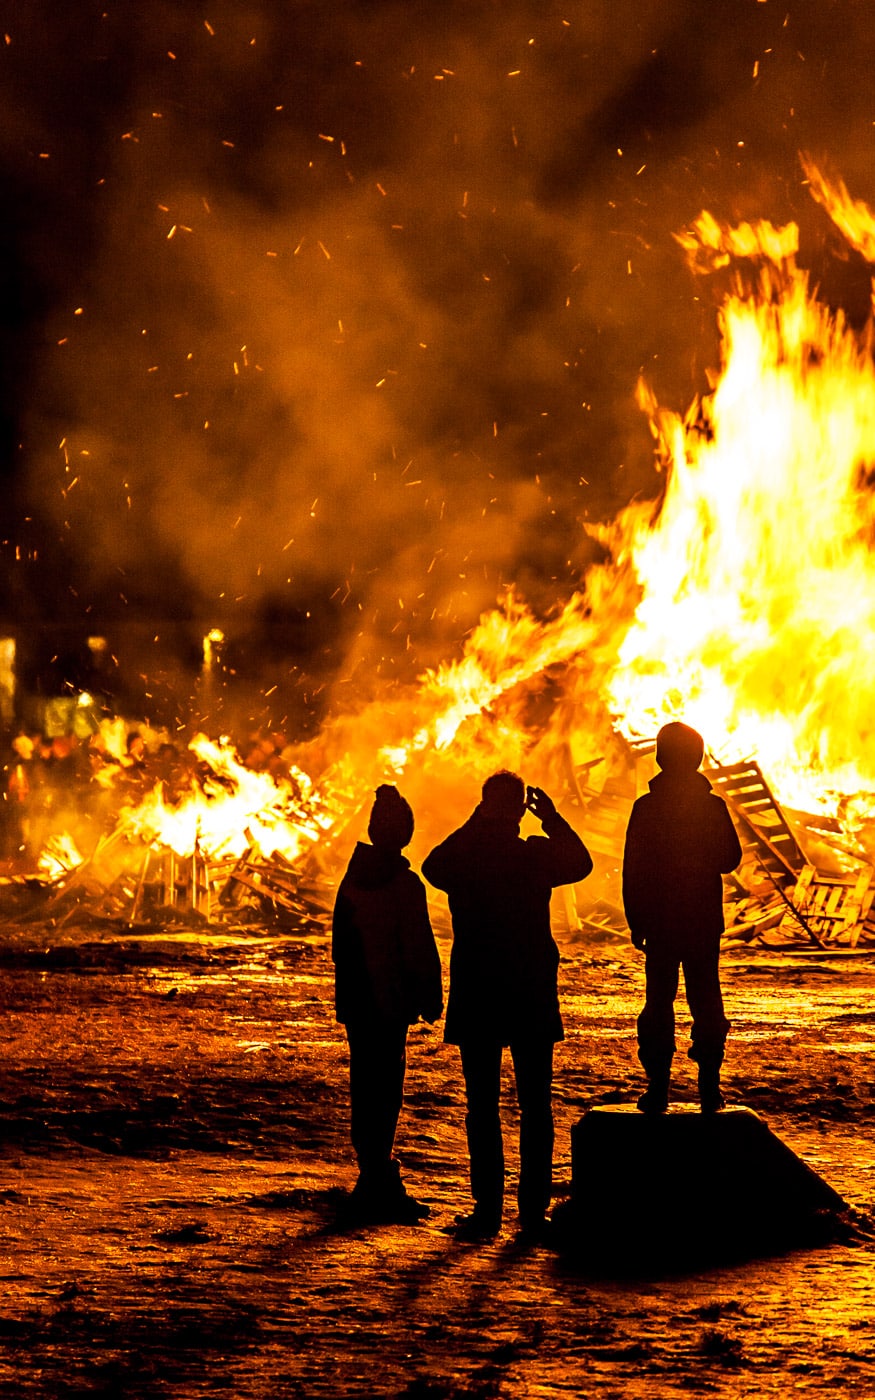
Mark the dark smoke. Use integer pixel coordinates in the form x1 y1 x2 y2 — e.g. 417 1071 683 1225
2 0 874 717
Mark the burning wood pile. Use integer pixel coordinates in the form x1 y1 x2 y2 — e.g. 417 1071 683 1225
9 161 875 952
7 721 872 956
0 732 360 934
7 824 334 935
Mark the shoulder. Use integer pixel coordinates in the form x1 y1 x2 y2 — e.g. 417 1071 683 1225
398 867 426 890
627 793 652 822
424 821 468 855
706 792 733 815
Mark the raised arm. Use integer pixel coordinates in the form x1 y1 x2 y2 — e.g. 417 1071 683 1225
527 789 593 886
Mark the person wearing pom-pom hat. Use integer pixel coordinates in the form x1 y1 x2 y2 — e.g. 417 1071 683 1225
333 784 443 1223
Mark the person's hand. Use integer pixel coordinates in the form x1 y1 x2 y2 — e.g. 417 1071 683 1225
525 786 557 823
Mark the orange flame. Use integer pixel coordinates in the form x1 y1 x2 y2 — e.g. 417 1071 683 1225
51 158 875 875
605 173 875 824
118 734 339 862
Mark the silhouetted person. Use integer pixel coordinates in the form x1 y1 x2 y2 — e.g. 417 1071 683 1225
333 784 443 1224
622 722 743 1114
422 771 592 1240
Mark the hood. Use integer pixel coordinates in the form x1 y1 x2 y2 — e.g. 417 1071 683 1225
344 841 411 891
648 769 713 797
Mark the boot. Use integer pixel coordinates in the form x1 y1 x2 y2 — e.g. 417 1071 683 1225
697 1063 725 1114
453 1203 502 1240
636 1068 671 1115
349 1159 430 1225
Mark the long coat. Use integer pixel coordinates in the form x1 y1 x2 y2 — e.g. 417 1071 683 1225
422 808 592 1046
622 770 742 951
332 842 443 1026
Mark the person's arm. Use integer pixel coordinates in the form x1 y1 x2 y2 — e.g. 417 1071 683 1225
331 887 351 965
621 801 648 950
403 877 443 1022
331 886 358 1020
714 798 743 873
527 787 593 886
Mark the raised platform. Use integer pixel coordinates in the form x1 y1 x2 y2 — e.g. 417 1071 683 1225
552 1104 850 1265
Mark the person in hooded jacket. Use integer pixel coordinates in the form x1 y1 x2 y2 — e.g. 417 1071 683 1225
422 771 592 1240
622 721 743 1114
333 784 443 1223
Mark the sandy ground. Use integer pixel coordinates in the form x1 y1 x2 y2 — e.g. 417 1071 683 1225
0 903 874 1399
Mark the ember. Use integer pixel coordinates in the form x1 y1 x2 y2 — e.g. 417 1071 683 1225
6 163 875 953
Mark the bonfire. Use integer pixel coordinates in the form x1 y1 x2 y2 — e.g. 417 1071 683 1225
12 158 875 949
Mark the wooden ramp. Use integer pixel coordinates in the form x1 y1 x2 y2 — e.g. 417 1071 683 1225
705 758 807 880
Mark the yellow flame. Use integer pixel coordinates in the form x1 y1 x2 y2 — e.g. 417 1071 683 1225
38 833 83 881
118 734 338 861
802 153 875 264
606 172 875 819
60 159 875 873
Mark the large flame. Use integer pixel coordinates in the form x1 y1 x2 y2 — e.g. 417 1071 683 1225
118 735 341 862
41 157 875 878
605 165 875 820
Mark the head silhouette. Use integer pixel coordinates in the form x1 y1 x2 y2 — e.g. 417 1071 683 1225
367 784 414 850
655 722 705 773
480 770 526 822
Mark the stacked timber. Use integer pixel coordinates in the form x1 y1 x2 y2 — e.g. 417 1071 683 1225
0 827 331 932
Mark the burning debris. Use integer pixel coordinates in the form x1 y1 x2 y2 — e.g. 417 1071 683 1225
0 731 346 934
2 716 873 955
6 822 333 936
6 161 875 954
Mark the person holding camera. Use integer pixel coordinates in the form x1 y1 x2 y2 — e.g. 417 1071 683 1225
422 770 592 1241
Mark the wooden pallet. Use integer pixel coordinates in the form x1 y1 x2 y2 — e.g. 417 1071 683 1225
703 758 835 946
780 865 875 946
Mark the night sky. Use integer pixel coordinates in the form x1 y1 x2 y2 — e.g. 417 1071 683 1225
2 1 874 705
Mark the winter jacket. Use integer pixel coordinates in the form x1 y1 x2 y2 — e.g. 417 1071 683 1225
332 842 443 1026
622 769 743 951
422 808 592 1046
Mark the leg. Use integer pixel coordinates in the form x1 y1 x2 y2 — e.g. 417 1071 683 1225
509 1038 554 1230
637 952 680 1112
682 946 730 1111
346 1018 408 1187
458 1039 505 1229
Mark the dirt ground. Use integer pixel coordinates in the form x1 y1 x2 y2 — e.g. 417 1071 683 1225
0 900 874 1399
